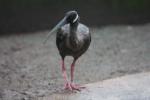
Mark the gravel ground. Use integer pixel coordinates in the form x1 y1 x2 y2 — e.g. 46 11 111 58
0 24 150 100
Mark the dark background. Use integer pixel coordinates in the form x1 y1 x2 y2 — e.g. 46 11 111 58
0 0 150 34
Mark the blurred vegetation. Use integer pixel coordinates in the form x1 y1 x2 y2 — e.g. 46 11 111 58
0 0 150 33
0 0 149 12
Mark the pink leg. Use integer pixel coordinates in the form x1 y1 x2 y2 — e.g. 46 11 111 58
61 59 72 90
71 59 76 82
70 59 85 91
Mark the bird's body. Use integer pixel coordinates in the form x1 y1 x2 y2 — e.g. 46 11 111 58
56 23 91 59
44 11 91 91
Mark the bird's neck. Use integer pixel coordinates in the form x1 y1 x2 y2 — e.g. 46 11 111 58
69 22 79 47
70 21 79 36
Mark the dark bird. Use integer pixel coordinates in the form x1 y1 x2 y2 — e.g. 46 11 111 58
43 11 91 91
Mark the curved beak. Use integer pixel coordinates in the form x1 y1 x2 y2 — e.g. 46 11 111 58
43 17 67 44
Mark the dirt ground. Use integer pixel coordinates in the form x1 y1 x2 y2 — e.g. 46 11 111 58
0 24 150 100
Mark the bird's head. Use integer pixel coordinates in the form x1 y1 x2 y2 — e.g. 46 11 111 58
43 10 79 44
65 11 79 24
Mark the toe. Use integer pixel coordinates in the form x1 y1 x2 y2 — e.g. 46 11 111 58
64 82 72 91
70 83 85 91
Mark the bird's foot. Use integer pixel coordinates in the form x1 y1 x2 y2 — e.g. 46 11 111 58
70 83 85 91
64 82 72 91
64 82 85 91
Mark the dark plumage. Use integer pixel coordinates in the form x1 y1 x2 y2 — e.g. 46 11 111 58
44 11 91 91
56 21 91 60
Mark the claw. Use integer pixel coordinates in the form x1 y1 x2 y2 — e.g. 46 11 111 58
64 82 85 91
64 82 72 91
70 83 85 91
